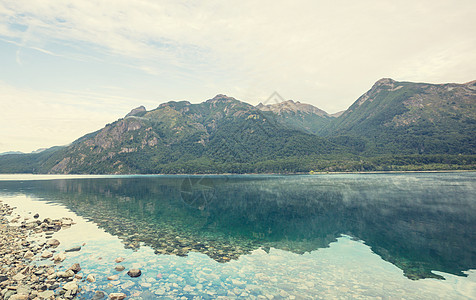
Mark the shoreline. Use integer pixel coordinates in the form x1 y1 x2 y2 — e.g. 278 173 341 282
0 169 474 179
0 200 86 299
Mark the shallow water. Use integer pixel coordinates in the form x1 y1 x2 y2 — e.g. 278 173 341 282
1 173 475 299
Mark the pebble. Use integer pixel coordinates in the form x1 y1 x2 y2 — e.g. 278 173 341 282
87 274 97 282
38 290 55 299
46 238 60 247
115 257 125 263
12 272 26 281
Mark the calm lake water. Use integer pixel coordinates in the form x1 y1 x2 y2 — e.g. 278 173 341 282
0 173 475 299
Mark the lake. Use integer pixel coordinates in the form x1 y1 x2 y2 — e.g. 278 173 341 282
0 172 475 299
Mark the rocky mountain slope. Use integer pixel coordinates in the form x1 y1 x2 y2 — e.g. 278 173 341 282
256 100 333 133
321 78 476 154
27 95 338 174
0 79 474 174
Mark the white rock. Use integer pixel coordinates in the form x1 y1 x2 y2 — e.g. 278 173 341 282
24 251 35 259
63 282 78 293
109 292 126 300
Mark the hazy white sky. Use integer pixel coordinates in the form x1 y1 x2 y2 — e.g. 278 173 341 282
0 0 475 152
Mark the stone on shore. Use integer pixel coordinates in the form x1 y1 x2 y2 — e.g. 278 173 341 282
10 294 29 300
53 252 67 262
57 270 75 278
24 250 35 259
69 263 81 273
41 250 53 259
115 257 125 263
12 272 26 281
86 274 96 282
38 290 55 299
46 238 60 247
63 281 78 293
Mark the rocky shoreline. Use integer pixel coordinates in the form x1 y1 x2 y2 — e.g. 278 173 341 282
0 200 132 300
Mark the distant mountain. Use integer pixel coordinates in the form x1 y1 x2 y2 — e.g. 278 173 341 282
0 79 474 174
256 100 333 133
321 78 476 155
31 148 48 154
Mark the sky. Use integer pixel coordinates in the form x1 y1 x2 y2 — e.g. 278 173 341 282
0 0 475 153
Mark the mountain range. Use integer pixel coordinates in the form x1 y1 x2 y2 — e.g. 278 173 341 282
1 78 475 174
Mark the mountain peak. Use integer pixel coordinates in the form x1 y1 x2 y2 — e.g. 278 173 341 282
125 106 146 118
375 78 395 86
256 100 328 116
207 94 237 103
355 78 401 106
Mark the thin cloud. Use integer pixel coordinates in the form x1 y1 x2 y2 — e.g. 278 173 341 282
0 0 475 152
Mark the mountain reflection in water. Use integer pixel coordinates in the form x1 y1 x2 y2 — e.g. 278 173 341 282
0 173 475 280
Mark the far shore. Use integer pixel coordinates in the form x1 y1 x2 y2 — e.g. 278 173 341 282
0 169 474 180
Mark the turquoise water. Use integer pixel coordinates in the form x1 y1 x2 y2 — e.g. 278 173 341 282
1 173 475 299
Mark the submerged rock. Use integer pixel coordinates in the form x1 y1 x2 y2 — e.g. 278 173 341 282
65 246 81 252
109 292 127 300
92 291 106 299
115 265 125 272
127 269 141 278
107 274 119 280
